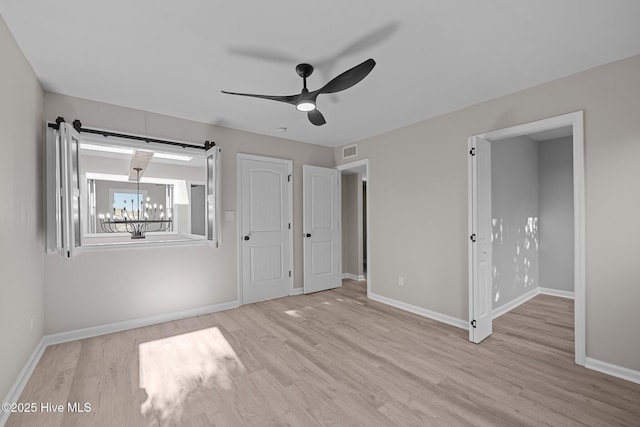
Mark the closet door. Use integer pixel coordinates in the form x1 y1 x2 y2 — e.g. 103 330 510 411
469 136 492 343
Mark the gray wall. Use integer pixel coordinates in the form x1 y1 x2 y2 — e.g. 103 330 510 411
491 136 539 310
0 16 45 400
539 137 574 292
334 54 640 372
43 92 334 334
341 173 363 277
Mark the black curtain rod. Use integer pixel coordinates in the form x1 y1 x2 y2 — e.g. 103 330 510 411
48 117 215 150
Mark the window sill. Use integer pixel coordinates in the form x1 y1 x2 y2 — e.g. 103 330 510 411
80 236 207 253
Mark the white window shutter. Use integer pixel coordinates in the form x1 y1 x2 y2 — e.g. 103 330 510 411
205 146 222 247
45 126 63 254
60 122 84 257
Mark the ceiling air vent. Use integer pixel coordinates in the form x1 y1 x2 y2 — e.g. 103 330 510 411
343 144 357 159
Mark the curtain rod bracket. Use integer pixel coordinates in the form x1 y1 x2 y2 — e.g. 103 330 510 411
47 117 66 130
72 119 82 133
54 117 65 129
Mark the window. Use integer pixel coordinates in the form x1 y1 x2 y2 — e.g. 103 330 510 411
46 122 221 256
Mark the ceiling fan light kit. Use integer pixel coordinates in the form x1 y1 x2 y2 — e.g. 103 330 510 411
296 100 316 112
222 58 376 126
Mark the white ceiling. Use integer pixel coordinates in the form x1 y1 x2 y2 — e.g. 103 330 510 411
2 1 640 148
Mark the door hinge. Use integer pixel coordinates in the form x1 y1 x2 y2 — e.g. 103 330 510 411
288 174 291 182
288 222 291 229
471 320 477 328
469 147 476 156
289 270 292 277
470 234 476 242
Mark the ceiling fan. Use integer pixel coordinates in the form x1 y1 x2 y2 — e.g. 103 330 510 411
221 58 376 126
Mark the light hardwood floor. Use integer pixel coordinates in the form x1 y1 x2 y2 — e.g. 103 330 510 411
7 280 640 426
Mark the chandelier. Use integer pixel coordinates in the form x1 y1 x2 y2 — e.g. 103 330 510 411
98 168 173 239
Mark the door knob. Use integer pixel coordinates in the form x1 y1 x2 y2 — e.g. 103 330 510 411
305 233 312 238
244 235 250 241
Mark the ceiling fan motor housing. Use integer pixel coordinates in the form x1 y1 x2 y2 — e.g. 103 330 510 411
296 63 314 79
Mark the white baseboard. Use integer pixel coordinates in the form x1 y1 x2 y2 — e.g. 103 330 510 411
492 287 540 319
539 287 575 299
289 287 304 296
342 273 366 281
492 286 575 320
1 338 47 427
585 357 640 385
45 299 239 346
368 292 467 330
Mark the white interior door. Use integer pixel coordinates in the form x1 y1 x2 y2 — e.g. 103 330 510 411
240 157 291 304
303 165 341 294
469 136 492 342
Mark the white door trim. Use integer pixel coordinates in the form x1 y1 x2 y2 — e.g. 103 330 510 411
468 110 585 365
236 153 294 305
337 159 371 298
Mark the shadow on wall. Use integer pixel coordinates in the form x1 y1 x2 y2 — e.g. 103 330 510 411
492 216 539 305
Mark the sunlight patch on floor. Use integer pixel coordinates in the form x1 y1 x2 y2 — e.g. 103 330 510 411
285 309 302 317
138 327 245 423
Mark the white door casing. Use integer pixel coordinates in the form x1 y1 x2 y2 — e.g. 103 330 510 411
303 165 341 294
469 136 492 343
239 156 292 304
467 111 585 364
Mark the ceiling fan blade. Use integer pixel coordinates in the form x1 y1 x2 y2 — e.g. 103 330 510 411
308 109 326 126
221 90 299 105
318 58 376 95
333 22 399 60
227 46 299 64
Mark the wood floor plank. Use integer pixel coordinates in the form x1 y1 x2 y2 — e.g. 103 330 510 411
5 341 82 427
7 280 640 426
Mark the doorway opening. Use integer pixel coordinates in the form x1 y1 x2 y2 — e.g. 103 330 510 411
468 111 585 365
491 131 574 315
337 159 370 297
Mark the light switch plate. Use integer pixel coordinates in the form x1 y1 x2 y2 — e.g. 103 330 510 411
224 210 235 222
